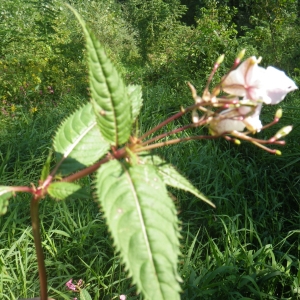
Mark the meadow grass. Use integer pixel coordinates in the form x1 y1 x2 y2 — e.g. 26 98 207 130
0 82 299 299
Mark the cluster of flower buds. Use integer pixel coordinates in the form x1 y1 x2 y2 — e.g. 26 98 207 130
190 50 298 154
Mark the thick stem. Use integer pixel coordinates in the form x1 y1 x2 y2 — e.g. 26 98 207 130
31 196 48 300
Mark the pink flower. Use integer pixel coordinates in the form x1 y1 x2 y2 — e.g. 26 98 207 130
66 279 76 291
222 57 297 104
120 295 126 300
221 56 266 101
209 103 262 135
264 67 298 104
210 56 298 134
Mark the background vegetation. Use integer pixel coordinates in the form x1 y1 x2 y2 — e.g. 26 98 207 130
0 0 299 299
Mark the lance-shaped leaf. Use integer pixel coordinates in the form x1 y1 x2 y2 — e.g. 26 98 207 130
69 5 132 146
48 182 89 201
0 187 14 215
141 154 215 208
54 102 109 175
128 84 143 123
95 160 181 300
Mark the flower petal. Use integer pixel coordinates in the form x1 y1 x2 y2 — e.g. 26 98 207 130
264 67 298 104
209 103 262 135
222 56 265 98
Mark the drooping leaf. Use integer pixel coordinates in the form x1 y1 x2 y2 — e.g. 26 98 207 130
68 5 132 146
0 187 14 215
128 84 143 123
48 182 89 201
141 154 215 208
95 160 181 300
54 102 109 175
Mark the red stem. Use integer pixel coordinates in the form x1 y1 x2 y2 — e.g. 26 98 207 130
31 196 48 300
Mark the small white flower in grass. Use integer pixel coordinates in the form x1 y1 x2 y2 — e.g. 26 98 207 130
120 295 126 300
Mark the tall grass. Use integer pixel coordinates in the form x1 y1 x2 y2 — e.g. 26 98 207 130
1 79 299 299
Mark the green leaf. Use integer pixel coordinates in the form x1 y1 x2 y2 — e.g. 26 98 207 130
0 187 14 215
68 5 132 146
95 160 181 300
54 102 109 175
128 84 143 123
48 182 89 201
141 154 215 208
79 288 92 300
40 150 52 182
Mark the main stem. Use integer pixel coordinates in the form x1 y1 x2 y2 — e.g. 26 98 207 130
31 196 48 300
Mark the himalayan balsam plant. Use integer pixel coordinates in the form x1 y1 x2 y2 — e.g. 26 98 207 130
0 6 297 300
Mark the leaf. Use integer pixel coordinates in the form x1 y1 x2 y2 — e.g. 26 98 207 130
79 288 92 300
40 150 52 182
68 5 132 146
128 84 143 123
0 186 14 215
54 102 109 175
141 154 215 208
95 160 181 300
48 182 89 201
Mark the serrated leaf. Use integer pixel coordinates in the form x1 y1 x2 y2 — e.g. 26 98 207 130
79 288 92 300
0 187 14 215
48 182 89 201
54 102 109 175
68 5 132 146
141 154 215 208
128 84 143 123
95 160 181 300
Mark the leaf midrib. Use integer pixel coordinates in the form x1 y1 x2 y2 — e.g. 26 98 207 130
123 164 165 297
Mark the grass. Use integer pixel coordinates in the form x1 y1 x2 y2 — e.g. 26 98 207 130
1 84 299 299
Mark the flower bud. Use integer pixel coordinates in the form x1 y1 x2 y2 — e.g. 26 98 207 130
192 110 199 123
216 54 225 65
237 49 246 61
275 108 282 119
274 125 293 140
